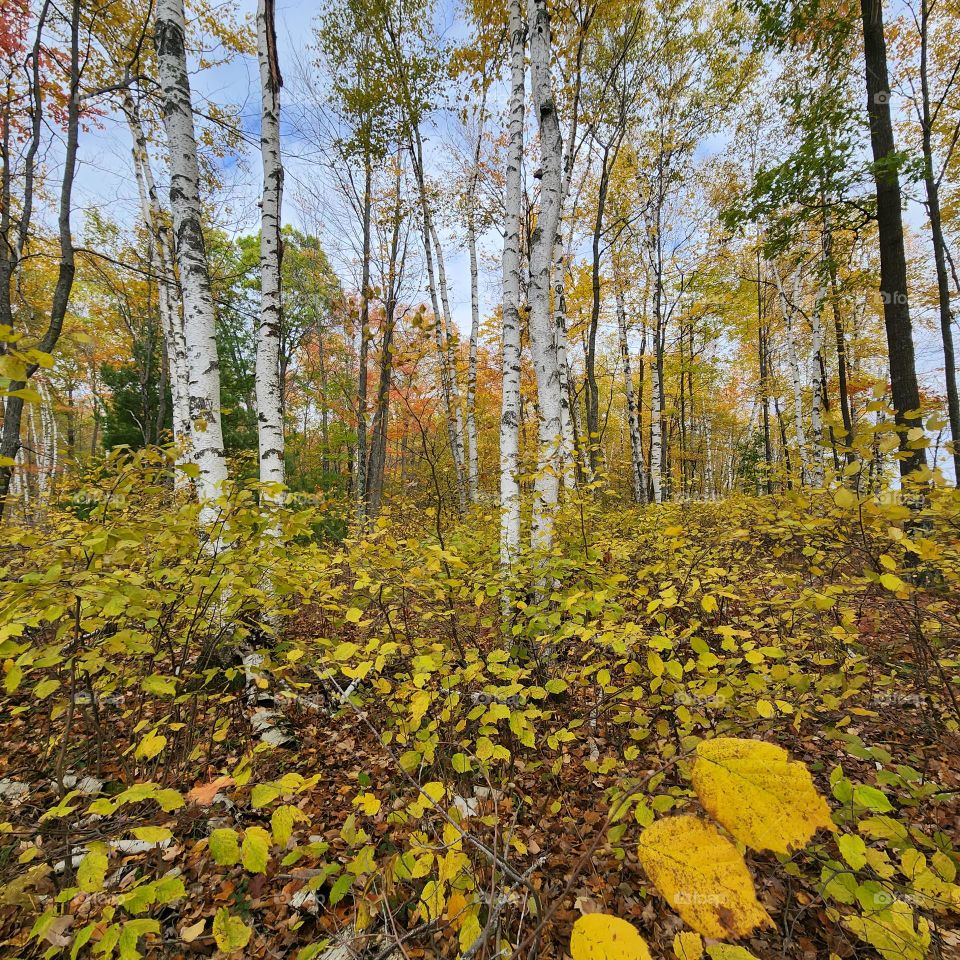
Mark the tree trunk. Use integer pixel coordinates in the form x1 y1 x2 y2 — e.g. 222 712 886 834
499 0 525 568
155 0 229 515
586 145 612 477
918 0 960 483
409 132 466 508
465 88 488 504
255 0 286 498
772 263 809 483
859 0 927 479
355 163 372 515
614 264 645 502
0 0 80 517
527 0 566 551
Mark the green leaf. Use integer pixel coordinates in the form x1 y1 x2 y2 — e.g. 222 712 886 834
328 872 353 905
853 785 893 812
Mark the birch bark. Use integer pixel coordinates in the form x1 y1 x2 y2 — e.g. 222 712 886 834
155 0 229 513
614 265 645 502
465 87 488 504
499 0 525 568
527 0 565 552
255 0 286 498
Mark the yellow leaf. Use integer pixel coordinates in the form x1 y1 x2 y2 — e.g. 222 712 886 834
570 914 652 960
77 842 109 893
879 573 906 592
842 900 930 960
700 595 718 614
674 931 704 960
272 805 307 849
637 816 772 939
135 730 167 760
691 737 834 854
209 828 241 866
354 793 381 816
345 607 362 623
242 826 272 874
706 947 759 960
131 826 172 844
213 908 251 953
833 488 857 509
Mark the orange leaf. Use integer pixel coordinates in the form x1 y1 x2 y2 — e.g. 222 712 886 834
186 775 234 806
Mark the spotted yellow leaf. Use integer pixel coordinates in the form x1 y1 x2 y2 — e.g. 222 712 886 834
570 914 652 960
637 816 772 940
692 737 834 854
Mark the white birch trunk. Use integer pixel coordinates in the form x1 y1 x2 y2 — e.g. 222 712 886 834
122 91 191 485
552 247 576 488
465 90 487 505
155 0 229 517
255 0 285 499
500 0 525 568
614 271 645 503
650 332 663 503
527 0 565 552
809 283 826 487
466 206 481 504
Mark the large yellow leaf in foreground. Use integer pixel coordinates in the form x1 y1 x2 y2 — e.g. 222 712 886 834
637 816 772 939
692 737 834 854
570 914 652 960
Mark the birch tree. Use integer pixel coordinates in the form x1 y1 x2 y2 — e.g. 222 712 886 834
527 0 566 551
499 0 525 567
255 0 285 497
155 0 229 511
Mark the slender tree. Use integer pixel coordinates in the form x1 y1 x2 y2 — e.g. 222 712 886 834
255 0 286 497
860 0 926 478
155 0 229 512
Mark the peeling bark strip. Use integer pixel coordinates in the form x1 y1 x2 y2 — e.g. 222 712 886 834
255 0 286 498
155 0 229 513
499 0 525 570
527 0 566 552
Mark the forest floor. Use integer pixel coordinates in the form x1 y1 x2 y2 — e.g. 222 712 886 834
1 481 960 960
